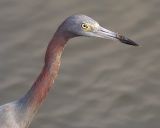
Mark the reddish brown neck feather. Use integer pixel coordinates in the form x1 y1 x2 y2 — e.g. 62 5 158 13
20 33 68 113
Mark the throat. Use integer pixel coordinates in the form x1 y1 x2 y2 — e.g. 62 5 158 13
18 34 67 114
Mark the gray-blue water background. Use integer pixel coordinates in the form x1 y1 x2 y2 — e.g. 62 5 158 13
0 0 160 128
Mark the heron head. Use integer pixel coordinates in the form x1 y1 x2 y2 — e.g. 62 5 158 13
58 14 138 46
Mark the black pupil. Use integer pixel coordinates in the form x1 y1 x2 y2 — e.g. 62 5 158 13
83 24 87 28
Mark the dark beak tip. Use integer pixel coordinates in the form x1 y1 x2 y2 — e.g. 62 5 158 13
133 43 139 47
129 41 139 47
117 35 139 47
123 40 139 47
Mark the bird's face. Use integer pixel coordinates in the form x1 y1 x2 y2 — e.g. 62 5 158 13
59 15 138 46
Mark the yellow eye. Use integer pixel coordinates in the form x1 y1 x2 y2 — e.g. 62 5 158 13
81 23 88 29
81 23 92 31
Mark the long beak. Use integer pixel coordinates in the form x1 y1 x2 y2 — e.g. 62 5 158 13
94 26 138 46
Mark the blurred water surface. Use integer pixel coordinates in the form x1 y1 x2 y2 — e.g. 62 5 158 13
0 0 160 128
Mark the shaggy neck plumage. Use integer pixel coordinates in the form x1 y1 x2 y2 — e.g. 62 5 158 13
19 32 68 115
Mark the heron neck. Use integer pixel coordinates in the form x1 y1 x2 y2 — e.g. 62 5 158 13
19 33 68 115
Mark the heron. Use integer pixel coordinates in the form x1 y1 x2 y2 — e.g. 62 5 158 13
0 14 138 128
